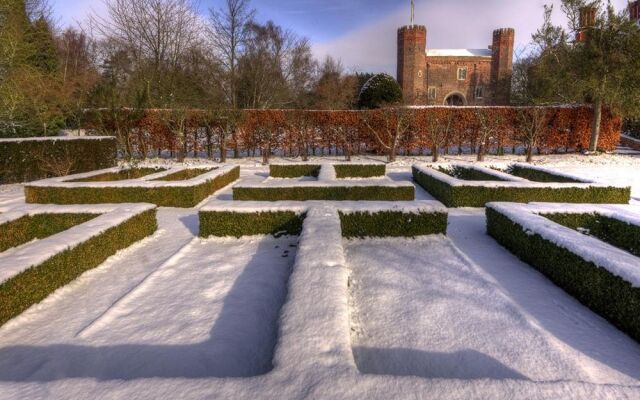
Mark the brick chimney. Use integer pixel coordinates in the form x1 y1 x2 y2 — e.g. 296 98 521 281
490 28 515 105
577 6 597 42
397 25 427 105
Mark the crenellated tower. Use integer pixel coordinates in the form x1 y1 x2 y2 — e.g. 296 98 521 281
397 25 427 105
577 6 597 42
490 28 514 105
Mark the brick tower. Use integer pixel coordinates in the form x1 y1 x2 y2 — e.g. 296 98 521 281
397 25 427 105
577 6 597 42
490 28 514 105
631 1 640 25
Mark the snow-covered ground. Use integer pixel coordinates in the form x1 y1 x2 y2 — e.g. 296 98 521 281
0 153 639 399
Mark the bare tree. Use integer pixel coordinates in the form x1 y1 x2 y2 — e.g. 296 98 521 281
517 107 548 163
208 0 255 108
362 108 413 163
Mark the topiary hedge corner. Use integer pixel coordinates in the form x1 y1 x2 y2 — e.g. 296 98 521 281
0 204 157 327
0 136 117 184
413 164 631 207
25 166 240 208
486 202 640 343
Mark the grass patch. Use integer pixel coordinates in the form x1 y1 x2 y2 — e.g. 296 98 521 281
26 166 240 208
200 211 305 238
270 164 321 178
334 164 386 179
233 185 415 201
543 213 640 257
151 168 216 181
413 166 630 207
437 166 508 181
67 167 167 182
340 211 447 238
0 213 98 253
506 165 582 183
487 207 640 343
0 208 157 327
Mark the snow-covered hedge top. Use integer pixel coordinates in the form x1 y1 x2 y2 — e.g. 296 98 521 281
0 203 156 285
26 165 236 189
488 202 640 287
200 200 447 215
509 163 593 183
0 136 116 143
237 176 413 189
413 163 629 189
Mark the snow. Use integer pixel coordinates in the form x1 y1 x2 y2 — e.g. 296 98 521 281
1 155 640 399
346 235 640 384
27 165 237 189
318 163 337 181
487 202 640 288
0 203 156 285
427 49 492 57
509 162 592 183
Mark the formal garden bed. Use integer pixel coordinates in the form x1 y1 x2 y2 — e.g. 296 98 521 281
486 202 640 342
235 164 413 201
0 203 157 327
24 165 240 207
413 163 631 207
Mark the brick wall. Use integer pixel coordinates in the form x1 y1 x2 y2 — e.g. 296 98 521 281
425 56 492 105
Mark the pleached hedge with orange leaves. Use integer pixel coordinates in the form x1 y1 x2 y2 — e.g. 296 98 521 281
82 106 621 159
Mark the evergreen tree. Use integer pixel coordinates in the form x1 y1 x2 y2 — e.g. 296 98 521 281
27 16 58 73
357 73 403 109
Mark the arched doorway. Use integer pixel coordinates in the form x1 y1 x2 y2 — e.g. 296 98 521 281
444 92 466 106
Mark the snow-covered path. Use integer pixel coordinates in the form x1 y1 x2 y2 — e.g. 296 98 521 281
346 234 640 385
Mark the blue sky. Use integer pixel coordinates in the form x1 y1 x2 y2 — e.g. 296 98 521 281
52 0 630 73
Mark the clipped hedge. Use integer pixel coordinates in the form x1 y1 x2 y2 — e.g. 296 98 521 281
437 166 508 182
0 137 117 184
152 168 215 181
334 164 386 179
68 167 166 182
413 167 630 207
543 213 640 257
340 211 447 238
25 166 240 208
0 208 157 327
506 165 581 183
200 211 305 238
487 207 640 343
233 185 415 201
0 213 98 253
270 164 320 178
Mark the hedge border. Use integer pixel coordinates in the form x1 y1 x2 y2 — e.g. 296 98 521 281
200 205 447 238
0 213 98 253
506 165 582 183
0 137 117 184
270 165 321 178
543 212 640 257
67 167 167 183
25 166 240 208
412 166 631 207
334 164 386 179
0 208 157 327
152 167 216 181
233 185 415 201
487 207 640 343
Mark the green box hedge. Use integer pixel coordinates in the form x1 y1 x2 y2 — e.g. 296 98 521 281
200 211 305 238
270 164 321 178
233 185 415 201
0 208 157 327
413 167 631 208
543 213 640 257
506 165 582 183
0 213 98 253
25 166 240 208
487 207 640 343
339 211 447 238
334 164 386 179
0 137 117 184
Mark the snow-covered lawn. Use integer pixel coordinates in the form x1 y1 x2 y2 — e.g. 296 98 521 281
0 153 639 399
